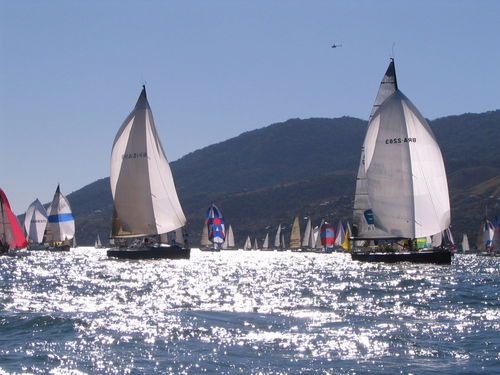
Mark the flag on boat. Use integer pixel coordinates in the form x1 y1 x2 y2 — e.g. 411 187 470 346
205 204 225 244
320 222 335 248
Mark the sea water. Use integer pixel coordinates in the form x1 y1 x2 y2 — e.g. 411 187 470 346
0 249 498 375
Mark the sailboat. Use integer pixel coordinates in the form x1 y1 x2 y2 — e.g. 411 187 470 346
1 188 28 253
243 236 252 250
201 203 225 251
24 198 48 250
350 59 452 264
334 220 345 249
261 232 270 250
43 185 75 251
94 233 103 249
289 216 301 250
273 224 282 250
221 224 236 250
461 233 470 253
107 86 189 259
320 222 335 253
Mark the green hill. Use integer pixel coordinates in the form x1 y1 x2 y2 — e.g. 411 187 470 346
63 110 500 246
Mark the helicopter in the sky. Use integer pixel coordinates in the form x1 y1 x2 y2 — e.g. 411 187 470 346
331 43 342 48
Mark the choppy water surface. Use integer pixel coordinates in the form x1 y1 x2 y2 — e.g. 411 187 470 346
0 249 499 374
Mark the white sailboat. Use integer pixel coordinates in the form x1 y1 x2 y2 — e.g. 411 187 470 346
274 224 282 250
24 199 48 250
221 224 236 250
43 185 75 251
289 216 301 250
461 233 470 253
107 86 189 259
94 233 103 249
243 236 252 250
351 59 452 264
302 218 312 249
262 232 269 250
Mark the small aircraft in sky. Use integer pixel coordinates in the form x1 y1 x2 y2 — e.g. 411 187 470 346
331 43 342 48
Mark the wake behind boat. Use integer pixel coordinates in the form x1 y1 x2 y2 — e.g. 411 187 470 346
107 86 190 260
350 59 452 264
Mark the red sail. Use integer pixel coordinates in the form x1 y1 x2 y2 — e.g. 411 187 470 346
0 188 28 249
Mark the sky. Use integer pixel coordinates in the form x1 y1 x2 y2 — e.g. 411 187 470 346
1 0 499 215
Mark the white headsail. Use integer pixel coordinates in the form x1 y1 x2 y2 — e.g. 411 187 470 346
362 90 450 238
110 86 186 237
24 199 48 244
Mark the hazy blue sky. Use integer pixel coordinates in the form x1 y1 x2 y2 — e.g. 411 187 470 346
1 1 499 214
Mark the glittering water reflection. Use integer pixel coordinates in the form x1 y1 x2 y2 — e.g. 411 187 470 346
1 249 499 374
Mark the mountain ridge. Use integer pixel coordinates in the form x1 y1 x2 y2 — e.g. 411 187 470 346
41 110 500 246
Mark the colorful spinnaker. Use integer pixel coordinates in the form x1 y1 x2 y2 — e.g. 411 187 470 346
0 188 28 250
205 204 225 246
320 222 335 248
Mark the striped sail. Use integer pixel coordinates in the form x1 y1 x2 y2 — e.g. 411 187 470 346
24 199 48 244
206 204 225 245
44 185 75 242
110 86 186 237
320 222 335 248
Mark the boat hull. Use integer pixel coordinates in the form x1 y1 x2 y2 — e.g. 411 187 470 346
351 250 452 264
107 245 190 260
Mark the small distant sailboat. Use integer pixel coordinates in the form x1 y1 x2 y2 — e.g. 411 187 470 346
1 188 28 253
43 185 75 251
243 236 252 250
221 224 236 250
274 224 282 250
334 221 345 249
461 233 470 253
261 232 270 250
94 233 103 249
202 204 225 251
107 86 189 259
253 238 259 250
24 198 48 250
289 216 301 250
320 222 335 253
350 59 452 264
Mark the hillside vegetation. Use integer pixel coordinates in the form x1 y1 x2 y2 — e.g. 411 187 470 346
62 110 499 246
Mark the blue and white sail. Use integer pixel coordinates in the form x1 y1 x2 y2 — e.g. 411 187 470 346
44 185 75 242
205 204 225 245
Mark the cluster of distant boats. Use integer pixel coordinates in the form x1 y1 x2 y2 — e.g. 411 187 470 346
1 59 499 264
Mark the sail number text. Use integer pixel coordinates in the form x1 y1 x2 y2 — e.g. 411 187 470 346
385 138 417 144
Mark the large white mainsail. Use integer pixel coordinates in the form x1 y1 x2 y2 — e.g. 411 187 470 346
110 86 186 237
24 199 48 244
44 185 75 242
353 59 398 239
362 90 450 239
